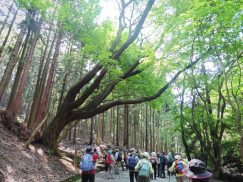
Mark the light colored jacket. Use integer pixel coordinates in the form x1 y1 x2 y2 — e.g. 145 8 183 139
135 158 154 175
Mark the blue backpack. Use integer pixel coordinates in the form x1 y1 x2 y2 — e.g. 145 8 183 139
80 154 94 172
128 155 137 170
138 159 150 177
175 161 184 174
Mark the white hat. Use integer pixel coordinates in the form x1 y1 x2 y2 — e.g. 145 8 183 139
151 152 156 157
143 152 150 159
175 155 181 160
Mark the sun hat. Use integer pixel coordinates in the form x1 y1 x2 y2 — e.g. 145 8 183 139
183 159 212 179
151 152 156 157
143 152 150 159
174 155 181 160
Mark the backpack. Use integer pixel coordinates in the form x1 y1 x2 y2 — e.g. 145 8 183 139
80 154 94 172
93 153 99 163
138 160 150 177
105 154 113 165
175 161 184 174
150 157 157 164
128 155 137 170
159 155 167 165
168 155 174 163
117 153 122 162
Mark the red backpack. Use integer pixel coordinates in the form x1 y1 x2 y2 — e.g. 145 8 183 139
105 154 113 165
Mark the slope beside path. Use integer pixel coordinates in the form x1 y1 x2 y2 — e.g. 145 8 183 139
0 120 77 182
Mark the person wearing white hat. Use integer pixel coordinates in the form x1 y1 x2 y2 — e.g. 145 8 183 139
169 155 187 182
135 152 154 182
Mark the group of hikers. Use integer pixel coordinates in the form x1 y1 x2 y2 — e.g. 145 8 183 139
80 146 212 182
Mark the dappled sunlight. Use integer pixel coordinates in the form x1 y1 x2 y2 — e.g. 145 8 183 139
21 150 32 159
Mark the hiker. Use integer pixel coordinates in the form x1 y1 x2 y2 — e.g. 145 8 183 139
183 159 212 182
167 152 175 176
121 151 126 171
80 146 96 182
169 155 187 182
127 148 139 182
104 149 115 179
135 152 153 182
150 152 158 180
158 152 167 178
114 149 122 174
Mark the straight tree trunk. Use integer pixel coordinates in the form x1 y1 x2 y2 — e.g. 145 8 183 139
0 21 27 101
7 28 31 111
89 118 94 145
116 105 119 146
110 108 113 144
145 105 148 151
10 20 41 115
0 9 18 59
112 107 115 144
34 31 62 127
73 123 77 144
27 30 54 129
149 107 153 152
0 4 14 36
152 110 155 152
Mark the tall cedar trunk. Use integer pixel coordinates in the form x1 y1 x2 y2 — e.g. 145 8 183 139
35 31 62 128
145 105 148 151
149 107 152 152
0 9 18 59
116 105 119 146
7 28 31 111
101 112 104 142
96 114 101 144
72 123 77 144
112 107 115 144
123 105 128 147
0 4 14 36
110 108 113 144
0 21 27 101
140 107 144 149
27 31 54 129
9 20 41 115
89 118 94 145
152 110 155 152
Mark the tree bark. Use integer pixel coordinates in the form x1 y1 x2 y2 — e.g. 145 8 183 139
0 4 14 36
0 8 18 59
27 30 54 129
0 21 27 101
35 31 63 128
7 28 31 111
89 118 94 145
9 20 41 115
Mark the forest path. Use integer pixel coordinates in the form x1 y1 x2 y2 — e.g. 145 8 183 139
95 170 177 182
